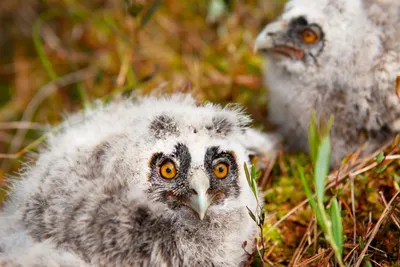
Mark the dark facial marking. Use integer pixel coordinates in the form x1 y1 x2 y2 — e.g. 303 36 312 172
147 143 192 201
207 116 234 137
289 16 308 28
204 146 240 198
149 115 179 139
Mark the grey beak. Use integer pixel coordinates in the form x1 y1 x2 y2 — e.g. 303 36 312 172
188 190 211 220
254 20 287 53
187 171 211 220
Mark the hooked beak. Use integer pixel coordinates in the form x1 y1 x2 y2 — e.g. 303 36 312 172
187 171 212 220
254 20 287 53
254 20 304 60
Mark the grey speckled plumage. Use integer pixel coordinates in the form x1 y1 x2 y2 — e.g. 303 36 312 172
0 94 275 267
255 0 400 163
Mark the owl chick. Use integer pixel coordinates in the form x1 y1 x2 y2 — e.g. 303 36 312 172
0 94 275 267
254 0 400 162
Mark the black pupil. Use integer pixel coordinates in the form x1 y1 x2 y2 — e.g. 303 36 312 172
166 167 172 173
218 166 224 173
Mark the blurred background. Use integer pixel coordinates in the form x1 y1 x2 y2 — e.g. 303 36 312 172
0 0 285 176
1 1 400 266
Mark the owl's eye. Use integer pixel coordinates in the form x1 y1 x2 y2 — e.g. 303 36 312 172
160 160 177 179
302 29 319 44
213 163 229 179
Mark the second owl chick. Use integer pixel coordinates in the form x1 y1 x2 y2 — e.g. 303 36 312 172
0 94 275 267
255 0 400 163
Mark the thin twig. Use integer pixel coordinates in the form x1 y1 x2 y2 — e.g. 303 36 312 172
386 155 400 160
263 242 277 267
0 131 51 159
343 244 359 262
259 153 277 190
116 49 132 87
369 245 388 258
355 190 400 267
349 162 378 177
351 175 357 245
295 250 327 267
370 258 383 267
379 191 400 231
0 122 47 130
290 218 315 266
349 155 400 177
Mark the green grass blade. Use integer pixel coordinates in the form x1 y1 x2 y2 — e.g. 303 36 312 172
251 178 259 201
243 163 259 201
244 162 251 187
251 164 256 181
325 115 334 136
331 197 343 256
298 165 326 231
308 111 319 165
246 206 257 223
103 15 130 43
33 12 60 81
250 165 259 199
77 83 91 109
315 135 331 203
139 0 162 29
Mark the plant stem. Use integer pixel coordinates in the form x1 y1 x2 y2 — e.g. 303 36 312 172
317 201 344 267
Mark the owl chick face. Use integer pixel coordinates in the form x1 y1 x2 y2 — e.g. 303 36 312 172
255 15 325 65
144 113 248 221
254 0 371 75
147 142 241 220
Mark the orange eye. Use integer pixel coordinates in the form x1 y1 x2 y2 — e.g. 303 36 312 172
213 163 229 179
302 29 318 44
160 161 177 179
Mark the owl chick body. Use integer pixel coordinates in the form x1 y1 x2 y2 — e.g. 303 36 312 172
255 0 400 162
0 94 275 267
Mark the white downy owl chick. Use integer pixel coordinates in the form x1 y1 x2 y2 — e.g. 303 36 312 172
254 0 400 163
0 94 275 267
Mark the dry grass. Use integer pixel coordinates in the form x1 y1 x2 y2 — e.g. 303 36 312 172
0 0 399 266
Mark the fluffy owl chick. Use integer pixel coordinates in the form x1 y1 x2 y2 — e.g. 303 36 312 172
254 0 400 162
0 94 275 267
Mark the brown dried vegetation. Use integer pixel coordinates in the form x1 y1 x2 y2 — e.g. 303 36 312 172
0 1 399 266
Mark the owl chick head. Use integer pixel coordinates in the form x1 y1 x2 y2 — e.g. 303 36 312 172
254 0 381 79
142 99 253 221
49 94 258 223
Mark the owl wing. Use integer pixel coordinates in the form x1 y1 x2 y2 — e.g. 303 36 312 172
18 176 176 266
0 217 88 267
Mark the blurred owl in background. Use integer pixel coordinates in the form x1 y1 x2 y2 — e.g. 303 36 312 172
255 0 400 163
0 94 275 267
